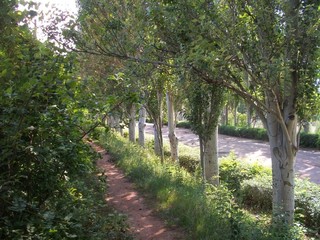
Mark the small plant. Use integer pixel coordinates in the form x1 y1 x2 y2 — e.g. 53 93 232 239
219 154 271 194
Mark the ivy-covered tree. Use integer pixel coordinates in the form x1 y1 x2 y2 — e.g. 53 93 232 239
185 77 225 185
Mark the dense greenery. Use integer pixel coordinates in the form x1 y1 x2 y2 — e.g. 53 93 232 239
71 0 320 223
0 2 132 239
218 125 269 142
299 132 320 149
2 0 319 237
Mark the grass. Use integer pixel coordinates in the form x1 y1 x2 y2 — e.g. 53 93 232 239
97 130 307 240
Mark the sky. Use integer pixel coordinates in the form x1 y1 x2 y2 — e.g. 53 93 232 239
31 0 78 13
20 0 78 41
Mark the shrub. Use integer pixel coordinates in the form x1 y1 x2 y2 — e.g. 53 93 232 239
218 125 320 149
299 132 320 149
240 175 320 236
241 175 273 212
179 155 199 173
219 154 271 194
176 120 192 129
219 125 269 141
295 178 320 236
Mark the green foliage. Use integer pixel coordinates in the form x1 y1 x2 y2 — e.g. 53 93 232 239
299 132 320 149
219 154 271 194
295 179 320 236
98 132 306 240
176 120 192 129
0 5 132 239
219 125 269 141
178 155 199 174
240 175 320 236
241 176 273 212
184 80 225 142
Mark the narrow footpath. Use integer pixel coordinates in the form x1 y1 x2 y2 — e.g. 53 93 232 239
92 143 186 240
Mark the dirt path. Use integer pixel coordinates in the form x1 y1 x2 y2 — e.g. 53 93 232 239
92 143 186 240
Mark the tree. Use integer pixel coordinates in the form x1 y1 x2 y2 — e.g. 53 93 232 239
143 0 319 224
0 2 101 237
71 0 319 223
188 0 320 223
138 103 146 147
185 77 225 185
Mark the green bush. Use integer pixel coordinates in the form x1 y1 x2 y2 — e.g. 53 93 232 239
0 11 132 238
219 154 271 194
299 132 320 149
179 155 199 173
176 121 192 129
295 179 320 236
218 125 320 149
241 175 273 212
240 175 320 236
219 125 269 141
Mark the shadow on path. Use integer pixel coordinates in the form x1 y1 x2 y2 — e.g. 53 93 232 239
91 143 186 240
145 123 320 184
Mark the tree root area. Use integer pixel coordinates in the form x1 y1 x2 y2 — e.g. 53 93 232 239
92 143 186 240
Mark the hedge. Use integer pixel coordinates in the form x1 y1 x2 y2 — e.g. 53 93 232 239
176 121 320 150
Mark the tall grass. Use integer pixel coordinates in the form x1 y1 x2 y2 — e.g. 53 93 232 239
98 131 306 240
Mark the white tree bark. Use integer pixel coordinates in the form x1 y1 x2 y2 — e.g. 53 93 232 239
138 106 146 147
112 114 121 133
154 123 161 155
266 95 297 224
128 104 136 143
203 126 219 185
107 115 115 129
166 91 179 163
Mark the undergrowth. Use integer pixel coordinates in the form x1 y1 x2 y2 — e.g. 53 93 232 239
99 131 307 240
1 154 132 240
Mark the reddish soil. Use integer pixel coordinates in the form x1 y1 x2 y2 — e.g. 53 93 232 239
92 143 186 240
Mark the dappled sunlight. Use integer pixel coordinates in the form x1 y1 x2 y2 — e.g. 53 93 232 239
95 144 186 240
145 123 320 184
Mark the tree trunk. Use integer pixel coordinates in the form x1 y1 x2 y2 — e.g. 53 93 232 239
166 91 179 163
113 114 121 133
199 137 205 181
153 120 164 163
203 126 219 186
128 104 136 142
233 102 237 126
246 104 252 128
108 115 115 129
154 124 161 155
267 101 297 224
146 89 164 163
302 121 310 133
225 104 229 125
138 106 146 147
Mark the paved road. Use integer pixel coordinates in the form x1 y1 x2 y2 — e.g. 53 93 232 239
145 124 320 184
